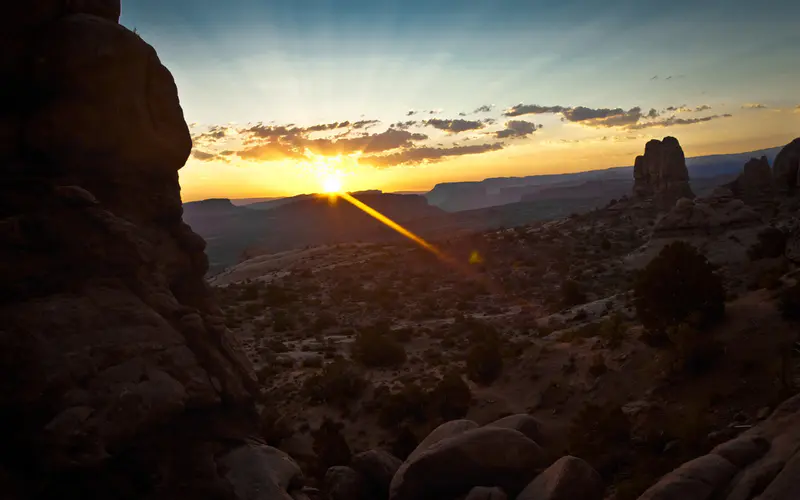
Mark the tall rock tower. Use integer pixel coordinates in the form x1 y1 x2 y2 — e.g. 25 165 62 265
632 136 695 207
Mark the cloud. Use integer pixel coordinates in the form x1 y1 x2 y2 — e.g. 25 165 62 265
648 108 659 118
627 113 733 130
352 119 381 129
363 143 504 167
495 120 539 139
244 124 300 139
406 110 417 116
666 105 691 112
423 118 486 133
650 75 659 80
742 103 767 109
298 128 428 155
503 104 566 117
473 104 494 113
237 143 302 161
303 121 352 132
391 120 418 130
695 105 712 112
503 104 642 127
192 125 231 143
191 149 218 161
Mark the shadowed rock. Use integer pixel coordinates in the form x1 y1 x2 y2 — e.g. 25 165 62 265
773 138 800 193
726 156 774 205
632 137 695 207
0 2 260 499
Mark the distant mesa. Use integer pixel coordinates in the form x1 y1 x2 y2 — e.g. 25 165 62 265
773 138 800 193
632 136 695 207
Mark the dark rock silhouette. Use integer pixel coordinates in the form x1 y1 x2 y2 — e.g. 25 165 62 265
773 138 800 193
0 3 260 499
726 156 774 205
633 136 695 207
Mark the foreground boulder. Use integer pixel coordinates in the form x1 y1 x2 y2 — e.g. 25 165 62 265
517 456 603 500
632 136 695 207
389 427 546 500
636 393 800 500
220 444 303 500
351 449 403 499
406 419 479 462
463 486 507 500
1 2 260 498
485 414 546 447
325 466 367 500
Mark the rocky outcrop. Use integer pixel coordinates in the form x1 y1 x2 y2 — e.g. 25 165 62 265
485 414 546 448
632 137 695 207
1 3 259 499
389 427 546 500
652 188 761 237
773 138 800 193
325 466 367 500
726 156 774 206
351 450 403 499
635 393 800 500
517 456 604 500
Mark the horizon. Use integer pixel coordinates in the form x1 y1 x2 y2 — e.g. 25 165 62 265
120 0 800 202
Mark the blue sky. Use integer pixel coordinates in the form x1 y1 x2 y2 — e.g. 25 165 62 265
119 0 800 199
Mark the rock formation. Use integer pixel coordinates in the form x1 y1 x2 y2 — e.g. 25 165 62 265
636 393 800 500
0 2 268 498
633 136 695 207
652 188 761 237
773 138 800 193
726 156 774 206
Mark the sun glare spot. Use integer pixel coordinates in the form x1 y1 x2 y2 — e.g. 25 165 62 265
322 175 343 194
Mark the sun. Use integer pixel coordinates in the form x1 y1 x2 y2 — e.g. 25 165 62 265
321 174 343 194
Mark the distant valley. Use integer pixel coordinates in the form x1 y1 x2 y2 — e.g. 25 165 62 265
184 145 783 274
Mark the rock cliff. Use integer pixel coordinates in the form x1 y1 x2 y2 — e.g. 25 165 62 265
773 138 800 193
0 2 261 498
633 137 695 207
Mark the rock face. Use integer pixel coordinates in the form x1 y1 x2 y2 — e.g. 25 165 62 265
0 3 259 499
636 393 800 500
773 138 800 193
652 188 761 237
632 137 695 207
726 156 774 205
389 427 546 500
517 456 604 500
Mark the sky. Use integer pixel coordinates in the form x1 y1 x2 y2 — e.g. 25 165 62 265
120 0 800 201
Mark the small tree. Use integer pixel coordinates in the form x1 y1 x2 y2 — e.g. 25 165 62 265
352 328 407 368
466 337 504 385
561 279 587 307
634 241 725 337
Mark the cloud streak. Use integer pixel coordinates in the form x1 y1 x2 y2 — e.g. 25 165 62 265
423 118 486 133
363 143 504 167
495 120 539 139
627 113 733 130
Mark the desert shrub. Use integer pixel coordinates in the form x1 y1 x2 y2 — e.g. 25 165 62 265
599 312 627 348
588 353 608 377
303 361 367 407
391 327 414 343
259 408 292 447
561 279 588 307
634 241 725 339
779 282 800 322
665 323 722 375
466 337 504 385
352 329 407 368
568 402 631 479
429 372 472 421
312 311 338 332
272 309 294 332
374 374 472 428
748 227 787 260
311 417 352 479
